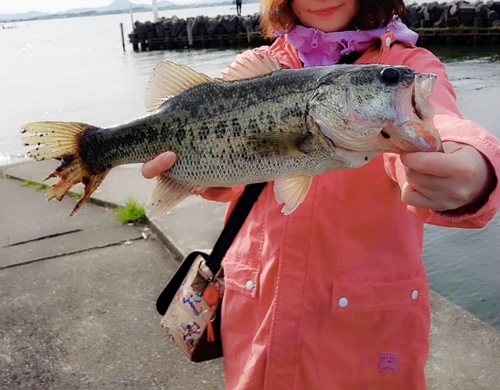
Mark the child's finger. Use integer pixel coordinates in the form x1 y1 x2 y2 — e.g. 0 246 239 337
142 151 177 179
400 152 452 178
401 182 444 211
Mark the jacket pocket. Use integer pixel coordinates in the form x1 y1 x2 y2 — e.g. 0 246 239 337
331 275 426 314
223 253 261 299
221 252 262 332
220 253 262 366
316 275 430 389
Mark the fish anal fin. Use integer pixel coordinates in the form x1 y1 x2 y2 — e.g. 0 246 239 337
274 176 312 215
218 52 282 81
145 175 204 219
145 62 215 112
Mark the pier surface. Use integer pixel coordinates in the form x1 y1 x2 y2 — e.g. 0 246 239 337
1 160 499 389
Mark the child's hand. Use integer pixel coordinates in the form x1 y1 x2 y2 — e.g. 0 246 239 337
400 142 495 212
141 151 177 179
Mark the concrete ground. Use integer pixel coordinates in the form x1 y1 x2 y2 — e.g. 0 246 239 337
1 160 499 389
0 175 224 390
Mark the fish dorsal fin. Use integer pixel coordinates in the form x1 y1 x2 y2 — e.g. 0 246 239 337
274 175 312 215
145 174 204 219
145 62 216 112
218 52 282 81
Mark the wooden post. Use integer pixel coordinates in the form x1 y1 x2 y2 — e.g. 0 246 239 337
152 0 159 23
130 6 134 31
120 23 126 52
187 18 194 47
148 30 153 50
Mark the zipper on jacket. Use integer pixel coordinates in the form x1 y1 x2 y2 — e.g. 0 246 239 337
311 29 319 48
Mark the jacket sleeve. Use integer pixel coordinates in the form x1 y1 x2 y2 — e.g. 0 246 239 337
200 39 303 204
384 46 500 228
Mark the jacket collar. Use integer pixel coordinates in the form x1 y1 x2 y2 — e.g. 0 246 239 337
279 17 418 67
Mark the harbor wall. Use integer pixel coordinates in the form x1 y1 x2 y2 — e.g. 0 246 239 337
128 2 500 50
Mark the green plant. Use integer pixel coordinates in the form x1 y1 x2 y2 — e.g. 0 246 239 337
22 179 34 187
70 190 83 200
22 179 49 191
115 197 147 224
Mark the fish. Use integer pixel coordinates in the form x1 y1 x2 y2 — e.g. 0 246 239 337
22 53 442 217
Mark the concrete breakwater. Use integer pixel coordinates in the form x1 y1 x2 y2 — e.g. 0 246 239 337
129 13 270 51
408 0 500 46
128 1 500 50
406 0 500 29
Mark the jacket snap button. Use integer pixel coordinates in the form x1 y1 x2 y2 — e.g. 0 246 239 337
411 290 419 300
338 297 349 308
245 280 254 290
385 37 392 47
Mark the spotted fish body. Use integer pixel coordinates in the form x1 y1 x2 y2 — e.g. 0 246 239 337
82 67 336 183
22 54 442 217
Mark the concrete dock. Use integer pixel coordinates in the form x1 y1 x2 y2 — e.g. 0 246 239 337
1 159 499 389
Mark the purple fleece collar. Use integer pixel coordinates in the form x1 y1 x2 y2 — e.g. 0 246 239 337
277 17 418 67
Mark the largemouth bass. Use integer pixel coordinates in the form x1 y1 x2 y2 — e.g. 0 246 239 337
22 54 442 217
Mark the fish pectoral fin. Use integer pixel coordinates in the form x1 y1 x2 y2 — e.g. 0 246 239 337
246 133 313 157
145 175 204 219
145 62 215 112
218 51 282 81
274 176 312 215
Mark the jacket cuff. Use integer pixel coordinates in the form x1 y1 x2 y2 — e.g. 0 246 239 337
419 114 500 227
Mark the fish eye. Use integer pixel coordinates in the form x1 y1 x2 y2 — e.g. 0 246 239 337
381 68 400 85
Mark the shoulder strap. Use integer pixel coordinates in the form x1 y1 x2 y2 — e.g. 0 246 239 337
156 183 266 315
205 182 266 274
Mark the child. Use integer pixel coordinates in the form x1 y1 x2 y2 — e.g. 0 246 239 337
143 0 500 388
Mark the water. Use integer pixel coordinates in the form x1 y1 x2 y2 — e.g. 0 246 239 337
0 4 262 163
0 6 499 330
423 48 500 330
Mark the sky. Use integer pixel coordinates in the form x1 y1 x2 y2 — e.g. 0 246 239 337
0 0 428 15
0 0 200 15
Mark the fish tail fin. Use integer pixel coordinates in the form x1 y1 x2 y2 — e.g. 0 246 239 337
21 121 108 216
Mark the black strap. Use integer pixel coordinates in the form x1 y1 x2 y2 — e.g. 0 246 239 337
205 182 266 274
156 183 266 315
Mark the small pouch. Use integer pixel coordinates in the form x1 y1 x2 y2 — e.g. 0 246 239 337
156 183 266 363
157 250 224 362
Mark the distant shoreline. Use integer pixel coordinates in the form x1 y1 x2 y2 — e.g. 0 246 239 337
1 1 260 23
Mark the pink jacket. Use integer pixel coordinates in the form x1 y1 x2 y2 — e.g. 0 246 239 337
205 33 500 390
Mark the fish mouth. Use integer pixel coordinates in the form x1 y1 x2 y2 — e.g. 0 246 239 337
384 72 443 153
413 73 436 120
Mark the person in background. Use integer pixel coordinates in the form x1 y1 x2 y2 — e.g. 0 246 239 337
143 0 500 388
236 0 242 16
